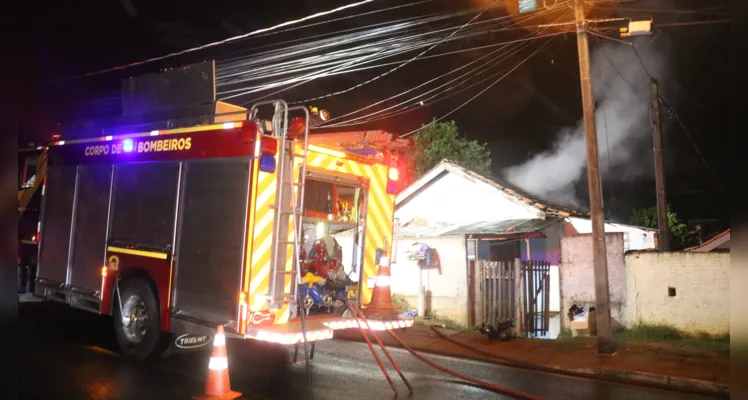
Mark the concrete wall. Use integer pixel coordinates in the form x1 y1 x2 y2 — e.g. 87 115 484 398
560 233 627 330
625 251 730 334
390 235 469 325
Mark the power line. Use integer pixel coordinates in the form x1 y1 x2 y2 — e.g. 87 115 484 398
215 2 452 66
287 0 502 104
654 19 729 28
615 6 729 17
215 1 573 99
230 36 408 104
319 32 543 126
396 8 571 138
314 6 569 126
217 14 479 92
46 0 380 82
321 31 563 128
593 29 729 199
233 0 437 45
400 33 558 138
658 96 727 198
216 7 549 97
215 9 466 82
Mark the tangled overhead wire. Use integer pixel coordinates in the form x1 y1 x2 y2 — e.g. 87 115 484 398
215 1 571 105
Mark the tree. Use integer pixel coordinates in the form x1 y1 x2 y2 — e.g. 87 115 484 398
407 120 492 179
629 205 698 249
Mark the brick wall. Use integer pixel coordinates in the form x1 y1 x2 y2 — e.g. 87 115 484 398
625 251 730 334
560 233 627 330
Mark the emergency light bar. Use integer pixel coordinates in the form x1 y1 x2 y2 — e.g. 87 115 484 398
122 139 134 152
258 136 278 174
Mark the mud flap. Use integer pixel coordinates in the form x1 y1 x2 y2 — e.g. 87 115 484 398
166 316 222 356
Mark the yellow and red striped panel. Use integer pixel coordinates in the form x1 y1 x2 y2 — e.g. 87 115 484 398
244 141 395 325
245 161 278 313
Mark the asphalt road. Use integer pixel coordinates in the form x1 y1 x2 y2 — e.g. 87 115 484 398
19 300 721 400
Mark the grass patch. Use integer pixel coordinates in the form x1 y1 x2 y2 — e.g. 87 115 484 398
613 323 729 349
557 328 573 339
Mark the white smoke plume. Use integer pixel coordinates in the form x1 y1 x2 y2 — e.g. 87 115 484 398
504 37 668 207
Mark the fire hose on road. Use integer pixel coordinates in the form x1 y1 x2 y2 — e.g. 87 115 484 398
347 303 542 399
384 327 544 400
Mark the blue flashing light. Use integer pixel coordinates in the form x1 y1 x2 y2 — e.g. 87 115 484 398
259 154 276 173
123 139 134 153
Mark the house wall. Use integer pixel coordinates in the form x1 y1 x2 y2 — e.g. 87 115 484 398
390 235 469 326
395 172 544 225
560 233 628 330
544 221 565 313
625 251 730 334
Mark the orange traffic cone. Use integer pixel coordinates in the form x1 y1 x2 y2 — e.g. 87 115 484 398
364 253 400 320
193 326 242 400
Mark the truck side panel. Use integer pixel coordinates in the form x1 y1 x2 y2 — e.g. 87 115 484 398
36 165 78 289
172 158 251 325
110 162 180 249
70 165 113 292
105 162 180 323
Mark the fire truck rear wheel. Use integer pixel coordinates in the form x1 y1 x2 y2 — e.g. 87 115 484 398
113 277 163 361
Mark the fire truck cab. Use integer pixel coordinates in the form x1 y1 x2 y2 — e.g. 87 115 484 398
31 99 413 360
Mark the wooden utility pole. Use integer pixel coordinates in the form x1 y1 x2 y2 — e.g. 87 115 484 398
574 0 615 355
650 78 670 251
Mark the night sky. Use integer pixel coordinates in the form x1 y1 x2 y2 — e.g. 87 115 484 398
18 0 729 228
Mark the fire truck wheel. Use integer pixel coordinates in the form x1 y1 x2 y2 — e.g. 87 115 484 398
113 277 163 360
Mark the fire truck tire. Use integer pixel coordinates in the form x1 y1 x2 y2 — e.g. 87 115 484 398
113 277 164 361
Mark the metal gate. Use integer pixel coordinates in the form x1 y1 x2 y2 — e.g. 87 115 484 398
521 260 551 337
477 260 516 329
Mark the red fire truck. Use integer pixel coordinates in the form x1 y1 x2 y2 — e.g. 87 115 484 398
32 99 413 360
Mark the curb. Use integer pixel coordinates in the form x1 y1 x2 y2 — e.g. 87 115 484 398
333 333 729 398
599 368 730 398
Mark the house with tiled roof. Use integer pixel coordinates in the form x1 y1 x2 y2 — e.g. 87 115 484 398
389 160 655 332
